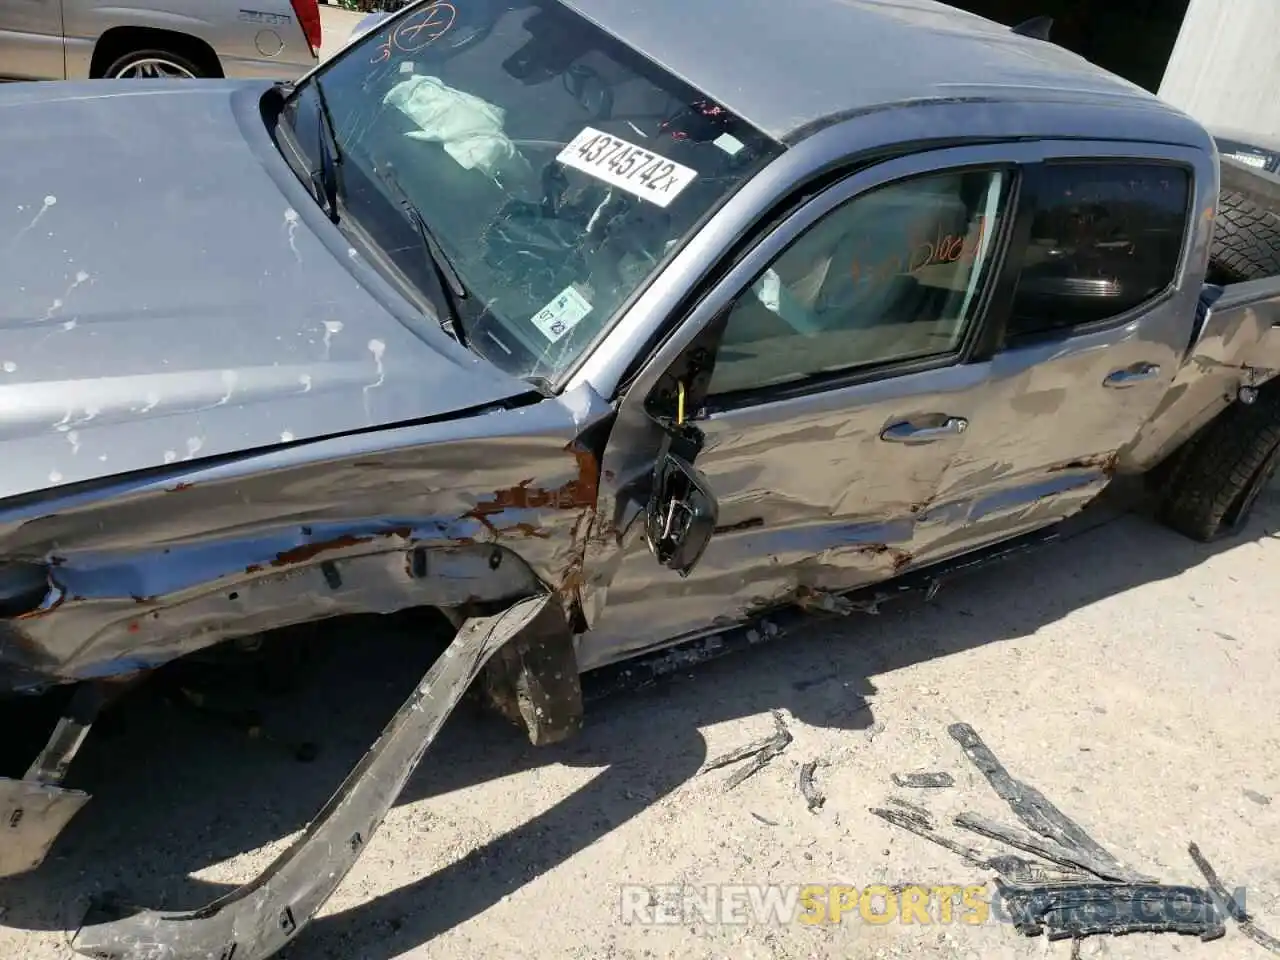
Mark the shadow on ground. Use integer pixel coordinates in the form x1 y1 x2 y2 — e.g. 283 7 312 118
0 482 1276 957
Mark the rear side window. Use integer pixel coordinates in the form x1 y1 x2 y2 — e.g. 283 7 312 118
1005 162 1191 341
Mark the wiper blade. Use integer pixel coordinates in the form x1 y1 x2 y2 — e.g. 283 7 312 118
377 166 471 346
310 79 342 222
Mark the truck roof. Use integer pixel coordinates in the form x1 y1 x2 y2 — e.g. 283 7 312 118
564 0 1183 143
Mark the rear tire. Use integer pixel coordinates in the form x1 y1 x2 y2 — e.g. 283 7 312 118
1207 189 1280 284
1156 386 1280 542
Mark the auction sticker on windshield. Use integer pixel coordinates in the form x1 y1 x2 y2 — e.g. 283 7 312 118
531 285 593 343
557 127 698 208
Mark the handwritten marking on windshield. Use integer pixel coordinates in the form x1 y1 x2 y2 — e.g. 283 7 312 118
370 2 456 64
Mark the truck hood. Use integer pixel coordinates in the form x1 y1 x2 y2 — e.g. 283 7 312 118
0 80 534 502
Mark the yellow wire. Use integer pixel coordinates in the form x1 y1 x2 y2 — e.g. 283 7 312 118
677 381 686 424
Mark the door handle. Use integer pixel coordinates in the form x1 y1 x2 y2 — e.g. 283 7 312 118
880 416 968 444
1103 362 1161 388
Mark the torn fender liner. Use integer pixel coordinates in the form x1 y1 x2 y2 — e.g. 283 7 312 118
0 779 90 878
72 594 554 960
481 608 582 747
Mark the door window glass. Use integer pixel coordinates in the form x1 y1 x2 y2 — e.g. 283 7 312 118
707 168 1009 397
1005 162 1191 341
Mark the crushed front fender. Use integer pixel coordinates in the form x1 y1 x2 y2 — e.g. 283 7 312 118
71 593 556 960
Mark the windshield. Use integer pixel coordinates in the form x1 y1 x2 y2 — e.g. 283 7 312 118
275 0 782 385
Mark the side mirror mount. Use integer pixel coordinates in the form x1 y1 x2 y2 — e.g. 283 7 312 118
644 423 718 577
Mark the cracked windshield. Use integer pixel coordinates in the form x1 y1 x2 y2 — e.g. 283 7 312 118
296 0 782 383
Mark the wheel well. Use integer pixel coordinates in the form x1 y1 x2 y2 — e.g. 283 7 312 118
89 27 223 79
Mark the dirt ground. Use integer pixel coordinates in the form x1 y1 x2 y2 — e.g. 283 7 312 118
1 478 1278 960
1 12 1276 959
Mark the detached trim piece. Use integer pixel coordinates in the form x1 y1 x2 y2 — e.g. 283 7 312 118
72 594 555 960
998 882 1225 942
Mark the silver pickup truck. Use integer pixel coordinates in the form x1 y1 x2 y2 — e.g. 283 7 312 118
2 1 1280 958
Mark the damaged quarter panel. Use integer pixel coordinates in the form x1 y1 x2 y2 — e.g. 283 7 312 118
0 80 536 501
1120 276 1280 472
0 387 613 689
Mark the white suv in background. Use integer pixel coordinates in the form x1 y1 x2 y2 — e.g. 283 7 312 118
0 0 320 80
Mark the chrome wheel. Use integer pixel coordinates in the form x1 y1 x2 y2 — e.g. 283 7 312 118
112 57 197 79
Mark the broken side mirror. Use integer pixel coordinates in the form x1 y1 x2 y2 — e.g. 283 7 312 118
644 423 718 577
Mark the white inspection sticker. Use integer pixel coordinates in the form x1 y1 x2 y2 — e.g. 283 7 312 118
556 126 698 208
530 285 593 343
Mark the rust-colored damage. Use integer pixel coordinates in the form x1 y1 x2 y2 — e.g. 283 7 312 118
461 442 601 555
468 444 601 518
1049 451 1119 475
501 522 551 540
455 442 603 601
463 509 552 541
270 534 374 567
558 560 587 597
266 526 416 569
859 542 912 573
167 481 196 492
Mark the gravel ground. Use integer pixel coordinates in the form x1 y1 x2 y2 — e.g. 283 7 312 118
2 13 1276 958
1 479 1278 960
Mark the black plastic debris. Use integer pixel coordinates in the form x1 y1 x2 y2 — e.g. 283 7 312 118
947 723 1153 883
891 771 954 789
702 710 792 791
870 806 1084 884
871 722 1241 947
954 812 1137 884
870 806 988 869
798 761 825 812
886 796 932 819
1189 842 1280 954
997 881 1226 942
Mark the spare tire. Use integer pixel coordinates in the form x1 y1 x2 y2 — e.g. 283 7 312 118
1208 156 1280 282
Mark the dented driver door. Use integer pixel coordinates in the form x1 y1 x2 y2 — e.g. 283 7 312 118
577 144 1033 672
